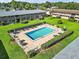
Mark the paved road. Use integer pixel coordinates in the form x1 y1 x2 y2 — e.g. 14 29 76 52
53 37 79 59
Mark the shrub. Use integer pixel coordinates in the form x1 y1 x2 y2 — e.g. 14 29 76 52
57 20 63 24
21 20 29 24
69 17 75 22
62 26 67 31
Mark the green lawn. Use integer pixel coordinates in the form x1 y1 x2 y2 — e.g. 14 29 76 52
0 17 79 59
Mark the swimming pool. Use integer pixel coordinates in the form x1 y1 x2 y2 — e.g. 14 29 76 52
26 27 54 40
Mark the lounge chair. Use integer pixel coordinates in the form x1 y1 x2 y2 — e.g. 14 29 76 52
23 29 26 31
14 35 18 38
21 42 27 46
19 40 25 43
19 40 27 46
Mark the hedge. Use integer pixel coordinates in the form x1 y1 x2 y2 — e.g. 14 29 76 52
27 49 40 58
41 30 74 49
8 22 47 33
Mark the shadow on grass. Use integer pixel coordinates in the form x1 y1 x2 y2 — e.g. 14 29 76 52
0 40 9 59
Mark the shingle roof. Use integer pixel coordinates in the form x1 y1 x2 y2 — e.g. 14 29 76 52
0 10 46 17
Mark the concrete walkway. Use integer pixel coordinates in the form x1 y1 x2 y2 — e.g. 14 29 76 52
53 37 79 59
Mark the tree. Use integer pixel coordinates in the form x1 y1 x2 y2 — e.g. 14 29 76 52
45 1 52 8
11 0 16 9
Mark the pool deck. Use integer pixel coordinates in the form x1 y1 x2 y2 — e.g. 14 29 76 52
53 37 79 59
10 24 63 53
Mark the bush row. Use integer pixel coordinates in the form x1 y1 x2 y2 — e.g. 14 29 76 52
8 22 47 32
41 30 74 49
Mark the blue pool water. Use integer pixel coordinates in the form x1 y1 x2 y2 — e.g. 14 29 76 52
26 27 54 40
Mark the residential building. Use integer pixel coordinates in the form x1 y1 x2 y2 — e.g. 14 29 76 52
0 10 46 25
